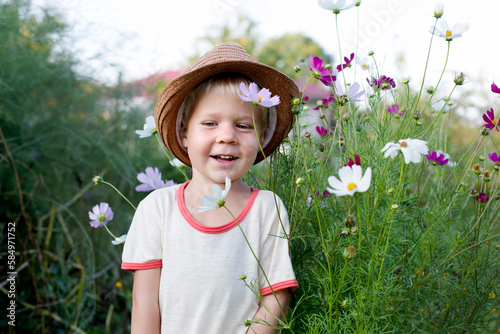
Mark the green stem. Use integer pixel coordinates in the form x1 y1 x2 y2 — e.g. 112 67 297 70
101 180 136 210
155 133 190 181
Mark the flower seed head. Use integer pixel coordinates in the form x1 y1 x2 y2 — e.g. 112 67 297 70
454 72 465 85
343 246 357 260
344 215 355 227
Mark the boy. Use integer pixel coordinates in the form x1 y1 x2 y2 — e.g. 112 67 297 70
122 43 299 333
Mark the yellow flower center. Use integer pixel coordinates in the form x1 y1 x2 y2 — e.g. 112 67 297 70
362 64 368 68
492 119 498 126
258 97 262 103
347 183 357 191
445 30 452 37
400 141 407 148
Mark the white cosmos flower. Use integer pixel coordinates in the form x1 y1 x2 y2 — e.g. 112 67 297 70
112 234 127 245
381 138 429 164
334 80 365 103
196 177 231 212
318 0 355 13
135 116 157 138
327 165 372 197
430 20 470 41
357 56 370 71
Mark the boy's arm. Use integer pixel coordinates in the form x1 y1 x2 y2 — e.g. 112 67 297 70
131 268 161 334
246 289 290 334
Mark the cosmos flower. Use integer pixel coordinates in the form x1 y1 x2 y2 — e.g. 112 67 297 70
336 53 355 72
492 82 500 95
135 167 169 192
489 152 500 164
196 177 231 212
238 82 280 108
475 192 489 204
367 75 396 90
482 108 499 131
387 104 405 117
313 94 334 110
309 54 336 86
316 126 331 137
318 0 355 13
381 138 429 164
327 165 372 197
344 155 361 167
430 20 470 41
426 151 449 166
435 150 456 167
112 234 127 245
334 81 365 103
135 116 157 138
357 56 370 71
88 202 114 228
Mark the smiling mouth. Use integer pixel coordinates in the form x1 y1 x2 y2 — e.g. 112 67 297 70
211 155 238 162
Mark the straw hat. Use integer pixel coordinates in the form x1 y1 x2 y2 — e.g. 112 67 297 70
154 43 299 167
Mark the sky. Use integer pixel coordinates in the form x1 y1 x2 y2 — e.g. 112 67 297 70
33 0 500 115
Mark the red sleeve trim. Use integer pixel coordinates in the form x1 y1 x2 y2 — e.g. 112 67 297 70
121 260 162 272
260 279 299 296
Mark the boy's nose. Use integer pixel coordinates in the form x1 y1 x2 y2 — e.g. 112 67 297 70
216 125 237 144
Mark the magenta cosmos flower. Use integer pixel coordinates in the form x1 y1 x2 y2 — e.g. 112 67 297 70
336 53 355 72
489 152 500 163
88 202 114 228
482 108 499 131
238 82 280 108
475 192 489 204
344 155 361 167
426 151 449 166
316 125 331 137
367 75 396 90
492 82 500 94
309 54 335 86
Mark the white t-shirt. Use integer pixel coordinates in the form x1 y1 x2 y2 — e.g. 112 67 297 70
122 182 298 333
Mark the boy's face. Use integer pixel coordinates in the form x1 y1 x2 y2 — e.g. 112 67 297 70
180 92 265 186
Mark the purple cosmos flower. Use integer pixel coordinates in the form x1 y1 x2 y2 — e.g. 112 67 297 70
334 81 365 103
344 155 361 168
489 152 500 163
426 151 450 166
492 82 500 94
316 126 331 137
135 167 168 192
475 192 489 204
238 82 280 107
88 202 114 228
336 53 355 72
387 104 400 115
309 54 336 86
367 75 396 90
470 189 478 197
482 108 499 131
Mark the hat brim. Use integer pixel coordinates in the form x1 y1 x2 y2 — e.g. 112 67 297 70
154 44 299 167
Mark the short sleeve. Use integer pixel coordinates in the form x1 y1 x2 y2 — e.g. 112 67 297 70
121 192 164 271
258 195 298 295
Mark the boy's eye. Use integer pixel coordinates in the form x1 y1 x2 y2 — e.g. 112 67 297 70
203 121 217 127
237 124 252 129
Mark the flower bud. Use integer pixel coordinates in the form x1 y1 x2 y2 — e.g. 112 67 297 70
292 97 301 105
434 3 444 18
483 170 491 182
473 164 482 175
92 175 103 185
368 51 374 56
478 155 485 161
354 0 361 6
387 187 394 194
343 246 357 260
427 86 435 94
306 168 313 174
240 275 247 280
304 131 311 138
296 177 304 185
319 113 326 120
344 215 355 227
343 112 350 121
340 228 350 237
325 64 332 70
350 226 358 234
402 77 410 85
454 72 465 85
316 100 324 108
293 65 301 73
416 120 423 126
391 204 399 210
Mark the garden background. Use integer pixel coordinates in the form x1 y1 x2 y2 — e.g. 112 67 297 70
1 0 500 333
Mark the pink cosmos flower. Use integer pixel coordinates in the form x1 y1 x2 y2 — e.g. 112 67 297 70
135 167 169 192
367 75 396 90
313 94 334 110
475 192 489 204
492 82 500 94
344 155 361 167
482 108 499 131
88 202 114 228
336 53 355 72
316 126 331 137
238 82 280 107
309 54 336 86
426 151 449 166
489 152 500 163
